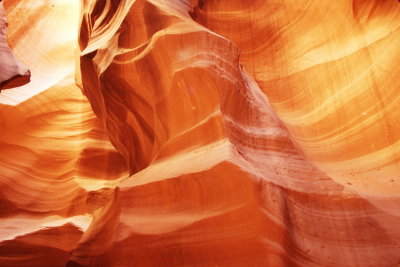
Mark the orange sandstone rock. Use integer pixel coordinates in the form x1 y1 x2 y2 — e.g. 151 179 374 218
1 0 400 266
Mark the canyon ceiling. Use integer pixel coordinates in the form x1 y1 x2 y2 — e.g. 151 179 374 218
0 0 399 266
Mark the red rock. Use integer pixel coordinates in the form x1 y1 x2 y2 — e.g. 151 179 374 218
1 0 400 266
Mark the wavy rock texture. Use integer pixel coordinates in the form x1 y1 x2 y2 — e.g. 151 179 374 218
1 0 400 266
0 1 127 266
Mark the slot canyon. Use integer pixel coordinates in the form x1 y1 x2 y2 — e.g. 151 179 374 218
0 0 399 266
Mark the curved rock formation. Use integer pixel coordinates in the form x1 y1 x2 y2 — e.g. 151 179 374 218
194 0 400 200
1 0 400 266
0 1 127 265
0 1 30 91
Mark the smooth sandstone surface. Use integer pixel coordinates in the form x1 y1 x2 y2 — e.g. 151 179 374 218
0 1 30 91
1 0 400 266
0 1 127 266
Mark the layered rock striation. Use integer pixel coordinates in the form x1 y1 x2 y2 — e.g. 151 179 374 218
1 0 400 266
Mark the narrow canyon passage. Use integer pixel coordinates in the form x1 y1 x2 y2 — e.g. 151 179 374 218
0 0 399 266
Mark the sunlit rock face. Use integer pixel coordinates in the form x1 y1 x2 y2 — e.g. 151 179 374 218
0 1 30 90
193 0 400 200
1 0 400 266
0 1 127 266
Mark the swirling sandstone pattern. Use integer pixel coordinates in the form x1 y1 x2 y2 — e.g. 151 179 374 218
0 1 127 266
1 0 400 266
